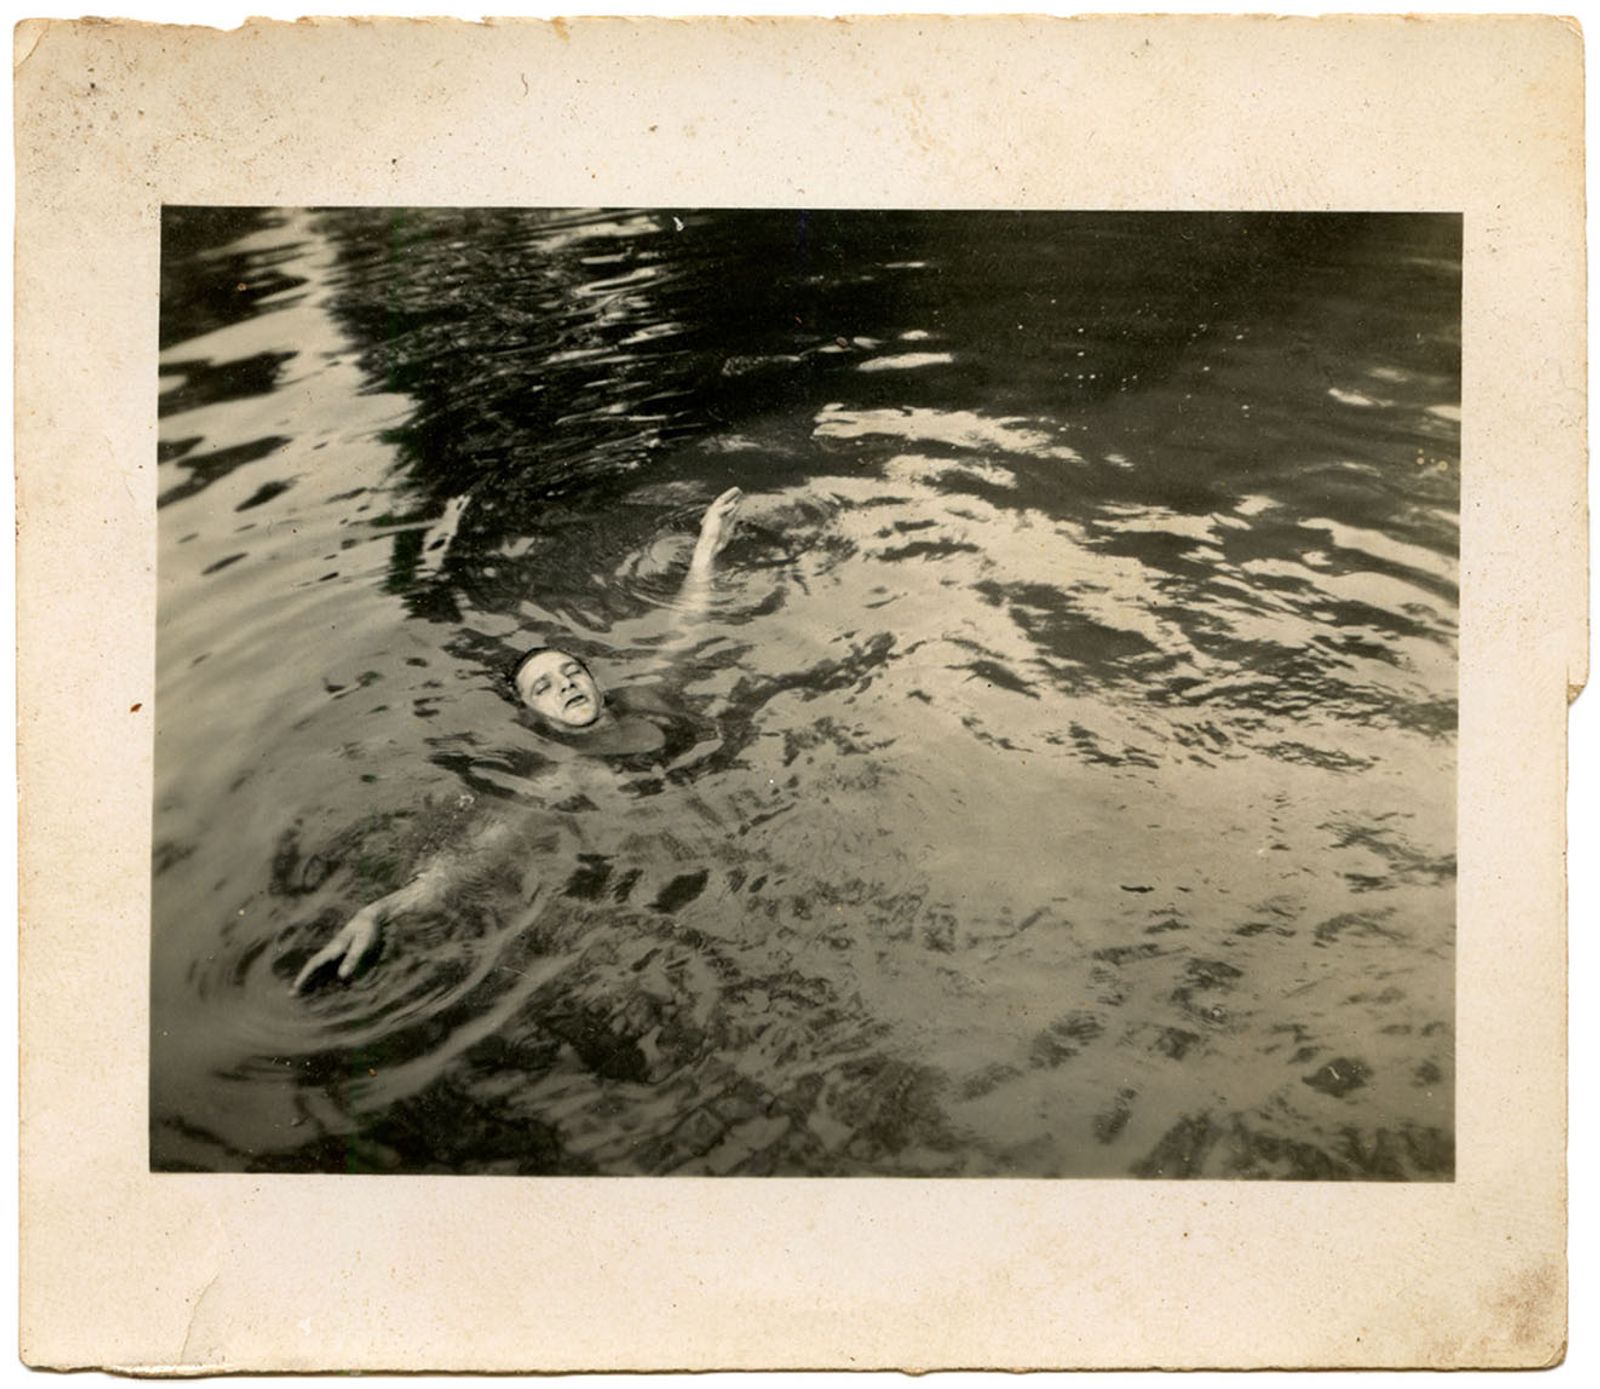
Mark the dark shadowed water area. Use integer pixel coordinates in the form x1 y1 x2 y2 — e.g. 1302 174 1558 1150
153 208 1458 1177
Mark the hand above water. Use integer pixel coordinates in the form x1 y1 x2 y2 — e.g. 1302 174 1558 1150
693 486 743 564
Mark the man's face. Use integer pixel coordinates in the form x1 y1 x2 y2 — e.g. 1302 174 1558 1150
516 651 601 729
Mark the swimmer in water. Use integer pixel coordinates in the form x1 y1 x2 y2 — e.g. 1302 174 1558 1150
292 485 744 993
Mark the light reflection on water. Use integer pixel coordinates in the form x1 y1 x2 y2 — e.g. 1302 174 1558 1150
153 208 1458 1178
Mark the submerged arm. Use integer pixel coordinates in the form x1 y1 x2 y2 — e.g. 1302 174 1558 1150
292 813 529 993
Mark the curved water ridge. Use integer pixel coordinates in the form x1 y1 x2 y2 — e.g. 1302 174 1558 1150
153 209 1458 1177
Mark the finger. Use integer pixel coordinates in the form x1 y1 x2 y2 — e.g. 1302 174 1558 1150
337 921 379 980
293 943 342 994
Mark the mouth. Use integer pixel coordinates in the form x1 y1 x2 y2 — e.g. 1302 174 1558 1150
563 692 590 711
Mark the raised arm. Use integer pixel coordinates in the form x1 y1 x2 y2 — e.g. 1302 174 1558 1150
622 487 745 674
678 486 743 612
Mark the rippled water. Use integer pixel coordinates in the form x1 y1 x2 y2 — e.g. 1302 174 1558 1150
153 209 1458 1177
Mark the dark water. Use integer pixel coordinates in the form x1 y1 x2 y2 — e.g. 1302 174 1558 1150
153 208 1458 1178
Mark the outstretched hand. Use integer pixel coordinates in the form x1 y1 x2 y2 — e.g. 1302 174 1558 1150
292 865 447 994
292 907 382 993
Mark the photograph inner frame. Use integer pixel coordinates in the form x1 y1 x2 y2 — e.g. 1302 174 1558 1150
152 207 1459 1180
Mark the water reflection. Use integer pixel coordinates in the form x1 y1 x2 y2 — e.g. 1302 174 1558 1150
153 208 1458 1178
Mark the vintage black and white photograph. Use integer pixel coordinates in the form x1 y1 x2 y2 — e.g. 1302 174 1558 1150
152 207 1459 1179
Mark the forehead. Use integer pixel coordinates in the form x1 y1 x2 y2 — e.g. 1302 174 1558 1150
517 650 586 687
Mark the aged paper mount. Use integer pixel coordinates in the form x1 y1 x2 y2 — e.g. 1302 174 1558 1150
15 14 1581 1371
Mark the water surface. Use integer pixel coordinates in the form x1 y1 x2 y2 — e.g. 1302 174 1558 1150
154 209 1458 1177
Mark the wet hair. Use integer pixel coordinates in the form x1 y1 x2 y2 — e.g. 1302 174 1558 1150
506 645 552 692
506 645 595 697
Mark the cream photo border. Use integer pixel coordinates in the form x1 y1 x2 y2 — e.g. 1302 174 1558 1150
16 15 1582 1369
